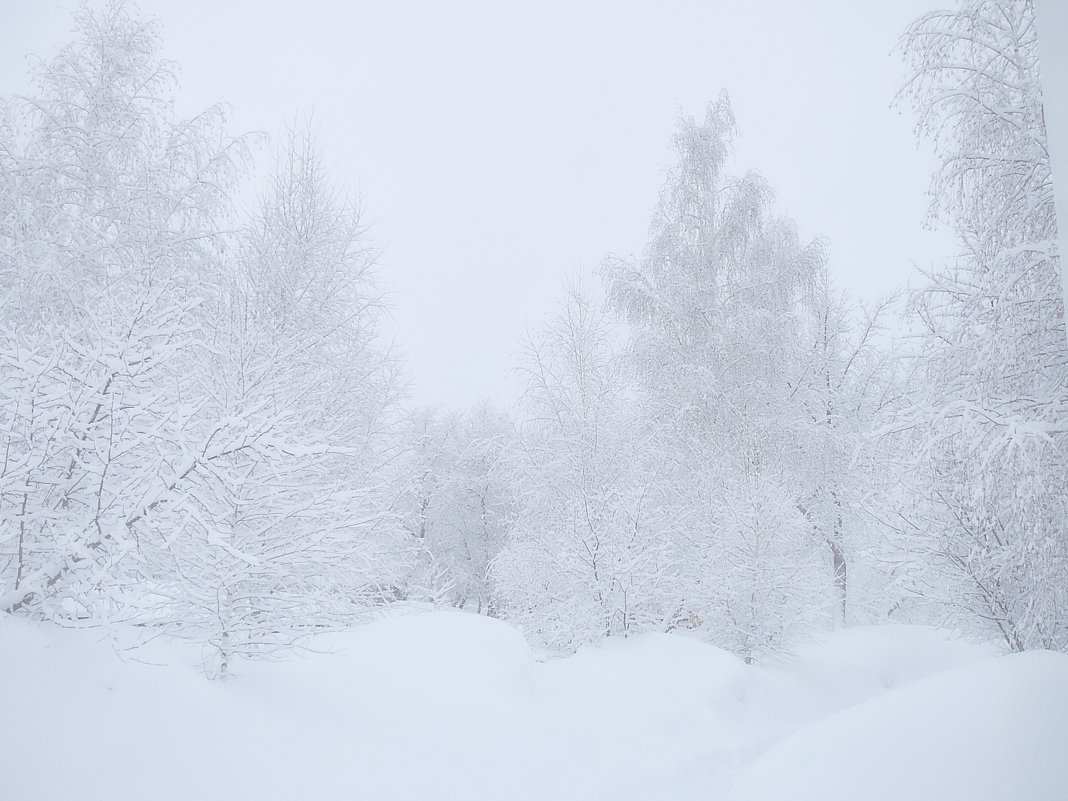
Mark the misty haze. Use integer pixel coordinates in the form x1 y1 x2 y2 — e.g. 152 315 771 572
1 1 1066 800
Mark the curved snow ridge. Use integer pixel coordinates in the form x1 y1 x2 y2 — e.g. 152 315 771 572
727 650 1068 801
0 610 1041 801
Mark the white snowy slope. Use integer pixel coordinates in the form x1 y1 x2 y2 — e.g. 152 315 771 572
1 608 1054 801
727 649 1068 801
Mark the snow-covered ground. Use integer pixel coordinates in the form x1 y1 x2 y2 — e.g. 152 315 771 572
2 608 1065 800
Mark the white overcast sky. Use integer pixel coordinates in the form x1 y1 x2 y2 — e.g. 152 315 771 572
1 0 956 410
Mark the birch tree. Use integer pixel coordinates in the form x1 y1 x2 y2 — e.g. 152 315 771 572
603 94 829 659
0 1 244 619
896 0 1068 650
793 271 903 627
399 404 514 613
148 125 405 676
493 282 677 651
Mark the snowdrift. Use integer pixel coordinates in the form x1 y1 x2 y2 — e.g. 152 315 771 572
728 649 1068 801
1 608 1058 801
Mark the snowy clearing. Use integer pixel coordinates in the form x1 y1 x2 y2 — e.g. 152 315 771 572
6 608 1062 801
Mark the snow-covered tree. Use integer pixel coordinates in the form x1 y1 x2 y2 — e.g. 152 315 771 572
895 0 1068 650
0 1 244 620
0 3 409 676
398 404 514 613
493 281 677 651
792 271 904 627
148 124 405 676
603 94 831 659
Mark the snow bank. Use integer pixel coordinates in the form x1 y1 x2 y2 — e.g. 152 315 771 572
0 609 1055 801
765 624 1000 719
728 650 1068 801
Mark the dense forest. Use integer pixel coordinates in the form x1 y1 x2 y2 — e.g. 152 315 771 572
1 0 1065 680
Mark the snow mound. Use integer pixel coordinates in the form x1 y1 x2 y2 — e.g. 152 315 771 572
1 610 1050 801
728 650 1068 801
767 624 998 719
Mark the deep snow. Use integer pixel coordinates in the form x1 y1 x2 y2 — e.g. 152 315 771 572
2 607 1063 801
728 649 1068 801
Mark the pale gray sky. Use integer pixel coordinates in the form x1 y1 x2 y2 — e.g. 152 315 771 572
1 1 956 409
